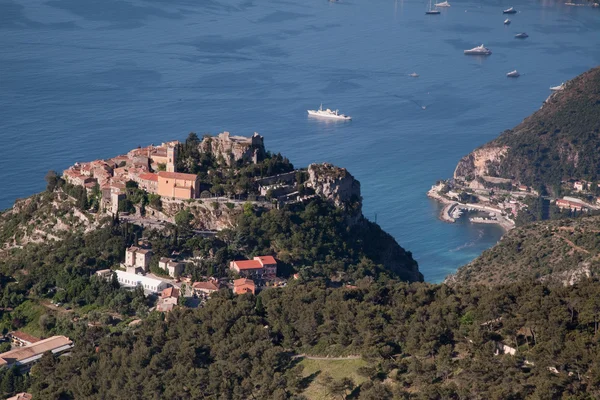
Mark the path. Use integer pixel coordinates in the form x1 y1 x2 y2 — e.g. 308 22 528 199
554 234 590 254
292 354 362 360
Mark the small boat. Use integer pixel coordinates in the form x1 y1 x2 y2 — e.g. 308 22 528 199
435 1 451 6
550 83 565 91
504 18 511 24
506 70 520 78
464 44 492 55
426 0 441 14
409 72 419 77
307 104 352 120
515 32 529 38
592 3 599 7
503 6 517 13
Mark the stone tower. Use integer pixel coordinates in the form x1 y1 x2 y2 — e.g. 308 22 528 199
167 146 177 173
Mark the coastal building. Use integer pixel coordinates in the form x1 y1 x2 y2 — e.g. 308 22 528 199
8 331 40 347
229 256 277 279
158 258 184 278
157 171 200 199
200 132 265 166
115 270 168 294
0 336 74 370
233 278 255 295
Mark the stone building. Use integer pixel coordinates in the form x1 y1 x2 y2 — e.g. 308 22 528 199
157 171 200 199
200 132 265 166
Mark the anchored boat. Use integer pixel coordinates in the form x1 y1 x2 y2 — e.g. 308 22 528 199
307 104 352 120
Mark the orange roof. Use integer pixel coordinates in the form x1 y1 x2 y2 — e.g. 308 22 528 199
158 171 198 181
0 336 73 365
6 393 33 400
192 281 219 291
232 260 263 270
161 287 180 298
139 172 159 182
233 278 255 295
254 255 276 265
10 331 40 344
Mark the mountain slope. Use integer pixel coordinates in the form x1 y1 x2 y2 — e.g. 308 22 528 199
446 215 600 286
454 66 600 191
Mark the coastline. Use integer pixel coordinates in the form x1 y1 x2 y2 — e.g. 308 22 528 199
427 187 515 232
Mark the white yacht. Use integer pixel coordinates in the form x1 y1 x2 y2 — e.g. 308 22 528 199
504 18 511 24
464 44 492 55
550 83 565 91
307 104 352 120
409 72 419 77
503 6 517 13
435 1 451 6
506 70 520 78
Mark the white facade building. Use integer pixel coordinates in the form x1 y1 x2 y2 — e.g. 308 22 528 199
115 270 168 294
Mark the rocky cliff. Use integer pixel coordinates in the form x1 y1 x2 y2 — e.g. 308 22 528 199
200 131 265 166
451 66 600 189
308 163 362 223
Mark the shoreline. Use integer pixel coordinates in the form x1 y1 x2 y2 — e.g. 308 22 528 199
427 187 515 232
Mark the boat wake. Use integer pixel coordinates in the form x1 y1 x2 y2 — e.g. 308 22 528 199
449 229 484 252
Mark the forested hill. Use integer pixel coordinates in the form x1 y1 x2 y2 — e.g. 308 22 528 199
447 214 600 286
454 66 600 191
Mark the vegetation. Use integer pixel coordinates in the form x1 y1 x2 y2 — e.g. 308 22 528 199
15 277 600 399
450 214 600 286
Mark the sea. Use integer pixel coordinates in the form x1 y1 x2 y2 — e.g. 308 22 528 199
2 0 600 282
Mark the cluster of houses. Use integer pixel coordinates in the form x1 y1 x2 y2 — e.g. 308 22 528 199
95 245 279 312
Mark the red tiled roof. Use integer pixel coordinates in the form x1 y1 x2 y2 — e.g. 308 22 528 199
158 171 198 181
161 287 180 298
233 278 255 294
9 331 40 344
232 260 263 270
139 172 159 182
192 281 219 291
254 255 276 265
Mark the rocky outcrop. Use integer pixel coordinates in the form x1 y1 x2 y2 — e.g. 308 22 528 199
159 198 249 231
308 163 362 221
453 146 509 180
200 132 265 166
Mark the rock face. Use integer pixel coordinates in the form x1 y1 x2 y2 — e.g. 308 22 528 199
200 132 265 166
451 66 600 189
159 198 247 231
308 163 362 219
453 146 509 180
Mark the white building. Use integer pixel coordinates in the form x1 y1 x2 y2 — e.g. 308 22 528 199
115 270 168 294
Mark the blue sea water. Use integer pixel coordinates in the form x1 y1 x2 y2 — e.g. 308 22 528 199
1 0 600 282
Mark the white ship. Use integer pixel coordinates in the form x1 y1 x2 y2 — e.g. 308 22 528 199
504 18 511 24
464 44 492 55
307 104 352 120
435 1 451 6
550 83 565 91
503 6 517 13
506 70 520 78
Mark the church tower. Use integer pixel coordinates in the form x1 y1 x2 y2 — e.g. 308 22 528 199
167 146 177 172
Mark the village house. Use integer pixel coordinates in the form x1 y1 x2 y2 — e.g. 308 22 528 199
115 270 168 294
137 172 159 194
63 168 96 187
156 287 180 312
574 181 585 191
518 185 529 192
95 269 113 280
8 331 40 347
192 280 220 296
556 199 585 211
0 336 73 370
157 171 200 199
158 258 184 278
124 247 152 272
233 278 255 295
229 256 277 279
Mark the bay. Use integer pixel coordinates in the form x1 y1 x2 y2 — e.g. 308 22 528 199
1 0 600 282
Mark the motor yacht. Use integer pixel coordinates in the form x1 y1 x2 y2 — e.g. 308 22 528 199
464 44 492 55
506 70 520 78
503 6 517 13
307 104 352 120
515 32 529 38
